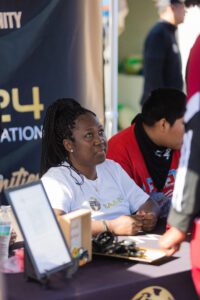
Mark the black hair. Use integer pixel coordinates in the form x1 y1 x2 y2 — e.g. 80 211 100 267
139 88 186 126
40 98 95 176
185 0 200 6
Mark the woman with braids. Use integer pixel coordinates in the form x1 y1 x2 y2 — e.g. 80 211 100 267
41 98 160 236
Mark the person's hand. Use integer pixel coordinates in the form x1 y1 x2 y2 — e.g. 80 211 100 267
9 229 17 246
136 210 157 232
107 215 143 236
159 227 186 256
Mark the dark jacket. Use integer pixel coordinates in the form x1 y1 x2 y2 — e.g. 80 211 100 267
141 21 183 105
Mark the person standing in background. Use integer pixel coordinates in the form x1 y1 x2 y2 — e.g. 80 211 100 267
159 1 200 297
141 0 185 105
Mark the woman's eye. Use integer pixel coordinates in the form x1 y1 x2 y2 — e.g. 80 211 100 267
85 132 93 138
99 129 104 136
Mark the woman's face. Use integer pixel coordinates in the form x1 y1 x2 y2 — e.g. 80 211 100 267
65 113 107 168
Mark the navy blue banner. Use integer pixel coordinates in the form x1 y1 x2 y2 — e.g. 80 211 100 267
0 0 103 203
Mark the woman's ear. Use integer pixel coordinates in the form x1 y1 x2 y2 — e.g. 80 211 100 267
63 139 73 153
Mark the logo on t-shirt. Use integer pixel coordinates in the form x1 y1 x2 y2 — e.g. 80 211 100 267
89 197 101 211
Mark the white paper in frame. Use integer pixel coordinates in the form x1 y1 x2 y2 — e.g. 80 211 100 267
5 180 73 279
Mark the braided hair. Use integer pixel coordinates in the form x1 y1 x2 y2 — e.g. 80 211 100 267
40 98 95 176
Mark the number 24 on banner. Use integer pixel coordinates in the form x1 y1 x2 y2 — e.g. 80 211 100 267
0 87 44 122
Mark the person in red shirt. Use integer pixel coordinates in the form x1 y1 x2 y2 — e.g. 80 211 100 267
107 88 186 217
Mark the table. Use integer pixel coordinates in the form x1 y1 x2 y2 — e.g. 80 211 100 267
4 231 198 300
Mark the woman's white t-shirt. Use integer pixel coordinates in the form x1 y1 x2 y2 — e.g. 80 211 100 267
41 159 149 220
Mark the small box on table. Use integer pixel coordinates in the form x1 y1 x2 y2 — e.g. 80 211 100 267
59 209 92 265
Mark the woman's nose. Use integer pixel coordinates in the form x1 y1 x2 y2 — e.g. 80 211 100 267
94 135 104 145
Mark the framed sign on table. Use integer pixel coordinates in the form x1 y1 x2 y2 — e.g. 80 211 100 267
4 181 73 283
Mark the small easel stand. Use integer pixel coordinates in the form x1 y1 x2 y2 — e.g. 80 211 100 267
24 247 78 288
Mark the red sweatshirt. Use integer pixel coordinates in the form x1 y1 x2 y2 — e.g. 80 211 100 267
107 124 180 199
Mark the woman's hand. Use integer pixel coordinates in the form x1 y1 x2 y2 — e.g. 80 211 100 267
135 197 160 232
136 210 157 232
107 215 143 236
